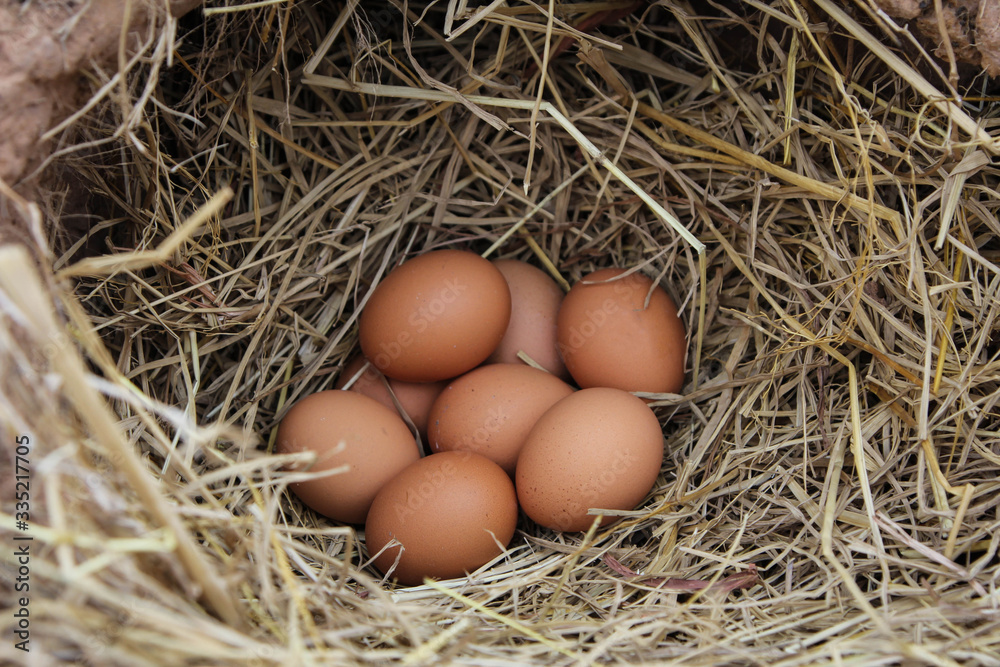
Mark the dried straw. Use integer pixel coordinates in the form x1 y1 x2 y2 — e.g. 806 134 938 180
2 0 999 664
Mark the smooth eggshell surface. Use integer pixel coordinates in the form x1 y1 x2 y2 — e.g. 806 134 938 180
277 390 420 524
359 250 511 383
557 268 686 395
365 451 518 585
487 259 569 379
516 387 664 532
428 363 575 475
334 354 447 439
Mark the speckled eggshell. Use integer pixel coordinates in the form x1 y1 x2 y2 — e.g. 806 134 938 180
515 387 664 532
334 354 447 439
277 390 421 524
427 363 575 475
359 249 511 383
487 259 569 379
557 268 686 394
365 451 518 585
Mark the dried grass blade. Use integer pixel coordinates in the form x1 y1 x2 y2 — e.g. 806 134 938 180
423 579 578 659
636 101 901 226
0 245 243 628
812 0 997 150
705 216 891 597
935 151 989 249
446 0 506 40
57 188 234 279
301 77 705 252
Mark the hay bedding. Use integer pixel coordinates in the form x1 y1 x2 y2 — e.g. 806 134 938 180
2 0 1000 664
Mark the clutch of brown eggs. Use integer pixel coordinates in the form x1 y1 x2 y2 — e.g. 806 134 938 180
277 249 687 585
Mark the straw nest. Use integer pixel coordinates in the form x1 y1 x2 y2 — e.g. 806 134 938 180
2 0 1000 664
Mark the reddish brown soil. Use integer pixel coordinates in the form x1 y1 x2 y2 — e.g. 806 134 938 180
0 0 199 244
874 0 1000 75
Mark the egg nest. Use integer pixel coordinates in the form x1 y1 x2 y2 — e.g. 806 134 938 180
3 0 1000 665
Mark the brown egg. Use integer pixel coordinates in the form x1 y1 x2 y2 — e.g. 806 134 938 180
359 249 511 383
365 451 518 585
487 259 569 379
334 354 447 439
516 387 663 532
428 363 574 475
557 268 686 394
277 390 420 524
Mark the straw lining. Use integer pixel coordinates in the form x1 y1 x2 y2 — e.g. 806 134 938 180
2 0 999 664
